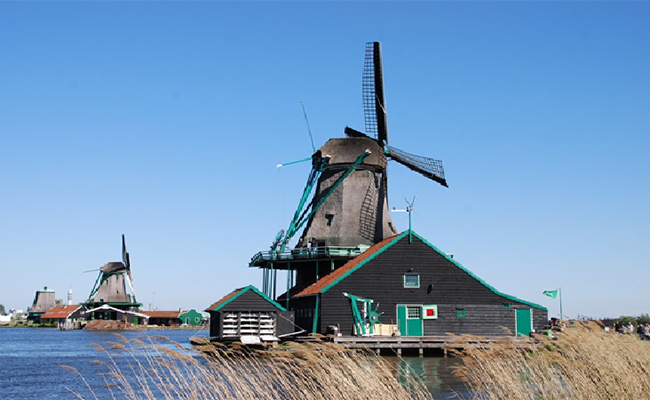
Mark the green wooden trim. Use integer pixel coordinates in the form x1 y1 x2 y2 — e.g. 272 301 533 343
319 229 546 311
210 285 287 312
412 231 547 311
312 294 320 333
320 231 410 294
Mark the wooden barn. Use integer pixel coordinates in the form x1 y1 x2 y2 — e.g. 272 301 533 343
205 285 296 342
288 230 547 337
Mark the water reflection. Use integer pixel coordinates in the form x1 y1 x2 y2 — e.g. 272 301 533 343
384 356 472 399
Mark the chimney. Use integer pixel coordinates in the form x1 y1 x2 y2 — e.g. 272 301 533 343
68 289 73 305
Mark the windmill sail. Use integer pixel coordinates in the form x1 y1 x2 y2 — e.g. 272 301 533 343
363 42 388 146
121 234 137 303
386 145 448 187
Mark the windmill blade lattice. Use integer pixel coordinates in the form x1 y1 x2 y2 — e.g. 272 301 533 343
386 145 448 187
363 42 388 146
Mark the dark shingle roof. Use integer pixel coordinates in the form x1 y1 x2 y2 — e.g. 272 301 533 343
205 287 244 312
205 285 287 312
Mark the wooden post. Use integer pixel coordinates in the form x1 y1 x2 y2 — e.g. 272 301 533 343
419 348 423 357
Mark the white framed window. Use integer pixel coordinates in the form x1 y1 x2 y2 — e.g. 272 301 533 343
407 306 421 319
404 274 420 288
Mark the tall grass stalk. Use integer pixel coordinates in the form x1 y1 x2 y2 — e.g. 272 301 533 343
455 321 650 400
64 334 432 400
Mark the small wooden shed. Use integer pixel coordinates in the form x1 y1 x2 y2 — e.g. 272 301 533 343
206 285 296 341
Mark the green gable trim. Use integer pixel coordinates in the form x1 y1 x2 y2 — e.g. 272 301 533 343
210 285 287 312
320 230 546 312
321 231 410 295
413 231 547 311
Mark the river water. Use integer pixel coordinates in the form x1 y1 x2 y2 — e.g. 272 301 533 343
0 328 469 399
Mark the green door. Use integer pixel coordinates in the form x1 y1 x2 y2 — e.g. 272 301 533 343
397 305 423 336
516 308 532 337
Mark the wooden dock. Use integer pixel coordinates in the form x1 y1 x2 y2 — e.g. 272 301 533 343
329 335 533 357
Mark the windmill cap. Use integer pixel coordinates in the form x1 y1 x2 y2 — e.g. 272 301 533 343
317 138 386 168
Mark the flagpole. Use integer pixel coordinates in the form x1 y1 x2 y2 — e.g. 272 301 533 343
559 287 563 319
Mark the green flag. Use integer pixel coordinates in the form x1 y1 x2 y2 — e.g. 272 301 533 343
543 289 558 299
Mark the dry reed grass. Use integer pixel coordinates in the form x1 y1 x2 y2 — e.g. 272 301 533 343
454 321 650 400
63 334 433 400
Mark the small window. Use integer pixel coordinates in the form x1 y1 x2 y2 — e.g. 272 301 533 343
502 303 511 309
325 214 334 226
456 308 466 318
407 306 421 319
404 274 420 288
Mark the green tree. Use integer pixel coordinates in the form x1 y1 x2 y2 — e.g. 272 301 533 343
636 314 650 325
616 316 636 326
0 304 5 315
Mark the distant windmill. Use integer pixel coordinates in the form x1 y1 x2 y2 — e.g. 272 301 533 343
85 234 139 307
279 42 448 250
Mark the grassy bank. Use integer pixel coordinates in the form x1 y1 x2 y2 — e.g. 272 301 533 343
67 322 650 399
455 321 650 399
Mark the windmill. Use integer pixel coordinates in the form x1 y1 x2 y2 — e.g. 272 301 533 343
285 42 448 250
254 42 449 300
84 234 140 311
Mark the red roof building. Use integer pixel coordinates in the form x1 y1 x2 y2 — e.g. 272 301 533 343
40 305 83 320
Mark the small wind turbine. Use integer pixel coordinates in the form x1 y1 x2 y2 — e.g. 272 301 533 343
392 197 416 243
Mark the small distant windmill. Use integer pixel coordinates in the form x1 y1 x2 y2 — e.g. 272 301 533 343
84 234 140 310
278 42 448 251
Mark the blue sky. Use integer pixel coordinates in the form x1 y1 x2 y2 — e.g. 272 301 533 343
1 2 648 319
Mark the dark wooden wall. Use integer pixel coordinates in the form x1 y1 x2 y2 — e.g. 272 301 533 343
316 235 547 336
289 295 317 334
